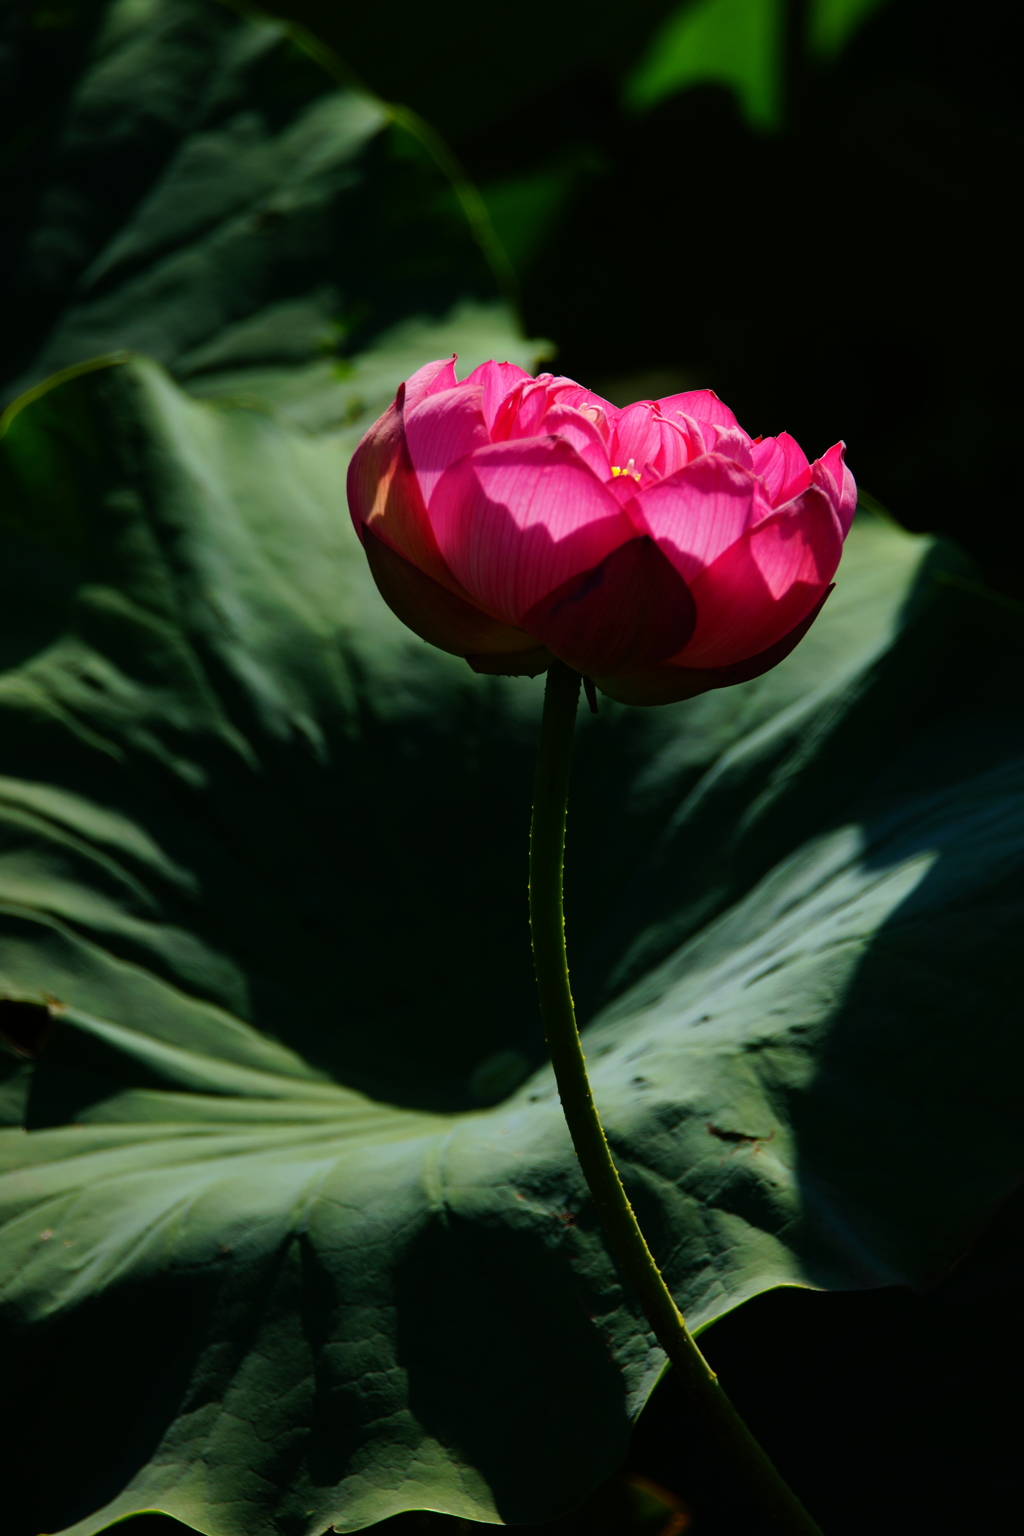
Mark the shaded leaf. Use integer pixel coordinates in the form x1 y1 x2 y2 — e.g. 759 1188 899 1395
0 0 542 428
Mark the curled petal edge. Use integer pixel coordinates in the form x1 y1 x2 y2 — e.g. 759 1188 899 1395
592 586 834 706
654 387 741 431
347 388 459 591
404 355 458 409
813 442 857 535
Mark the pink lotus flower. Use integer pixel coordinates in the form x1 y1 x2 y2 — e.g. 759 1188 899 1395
347 358 856 704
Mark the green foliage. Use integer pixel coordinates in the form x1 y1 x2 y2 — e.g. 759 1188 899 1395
478 162 586 281
622 0 894 128
2 349 1024 1536
2 4 1023 1536
808 0 892 57
623 0 784 128
0 0 536 420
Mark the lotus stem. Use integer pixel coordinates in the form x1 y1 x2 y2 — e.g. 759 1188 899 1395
528 660 825 1536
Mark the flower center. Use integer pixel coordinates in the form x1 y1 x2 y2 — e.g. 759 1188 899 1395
610 458 641 482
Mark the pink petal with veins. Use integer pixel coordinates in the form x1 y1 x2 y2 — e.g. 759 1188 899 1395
540 404 612 478
628 454 769 582
705 423 754 469
428 437 636 625
672 483 844 668
404 384 490 507
549 385 618 433
608 403 659 466
491 379 550 440
522 536 696 675
652 420 697 477
347 387 458 590
593 587 833 706
462 360 533 428
655 388 741 430
361 525 544 659
607 474 643 506
610 403 694 481
752 432 812 507
671 412 718 455
813 442 857 534
403 356 458 410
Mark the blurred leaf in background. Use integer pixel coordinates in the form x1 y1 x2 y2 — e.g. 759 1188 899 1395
808 0 892 56
623 0 894 127
624 0 786 129
0 0 545 432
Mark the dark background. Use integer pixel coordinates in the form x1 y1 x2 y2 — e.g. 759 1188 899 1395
4 0 1023 580
2 0 1021 1531
273 0 1024 584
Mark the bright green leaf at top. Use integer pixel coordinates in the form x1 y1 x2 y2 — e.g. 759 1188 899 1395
623 0 782 130
622 0 894 126
808 0 892 57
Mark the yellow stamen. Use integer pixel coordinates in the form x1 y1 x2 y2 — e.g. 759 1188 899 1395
611 458 641 481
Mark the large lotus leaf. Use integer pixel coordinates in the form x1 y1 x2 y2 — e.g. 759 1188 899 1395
1 356 1023 1536
1 0 538 430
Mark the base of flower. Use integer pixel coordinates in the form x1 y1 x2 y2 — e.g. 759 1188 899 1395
466 646 552 676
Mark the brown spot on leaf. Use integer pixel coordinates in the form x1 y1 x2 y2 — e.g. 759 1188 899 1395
707 1122 775 1147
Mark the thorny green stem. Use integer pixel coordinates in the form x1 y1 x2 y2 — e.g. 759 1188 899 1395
528 661 825 1536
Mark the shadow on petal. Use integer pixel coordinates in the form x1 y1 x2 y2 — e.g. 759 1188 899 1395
594 587 834 705
363 527 541 659
429 437 635 624
674 486 842 669
522 536 696 676
404 383 490 507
